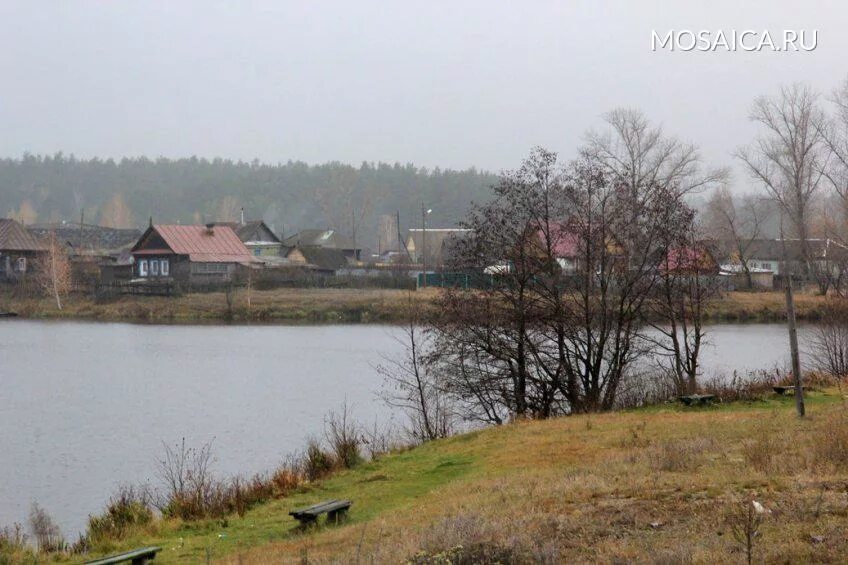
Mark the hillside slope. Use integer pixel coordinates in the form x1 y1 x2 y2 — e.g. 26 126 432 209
77 391 848 564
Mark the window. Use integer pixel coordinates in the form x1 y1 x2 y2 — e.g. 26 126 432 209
139 260 148 277
15 257 26 272
150 260 160 276
762 262 772 270
254 248 261 256
192 262 229 274
161 259 169 276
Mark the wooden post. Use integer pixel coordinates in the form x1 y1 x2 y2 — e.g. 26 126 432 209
784 276 805 417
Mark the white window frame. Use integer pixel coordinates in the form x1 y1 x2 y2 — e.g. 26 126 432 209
161 259 169 276
139 259 148 277
15 257 26 272
150 259 159 276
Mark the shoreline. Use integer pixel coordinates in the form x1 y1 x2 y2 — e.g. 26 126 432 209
0 288 831 325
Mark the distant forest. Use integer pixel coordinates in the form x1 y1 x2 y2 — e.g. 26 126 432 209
0 153 498 251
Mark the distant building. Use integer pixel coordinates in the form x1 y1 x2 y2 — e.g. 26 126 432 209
212 220 282 258
0 218 46 282
405 228 470 268
282 229 361 262
28 223 141 257
720 238 848 276
284 246 349 275
130 224 258 285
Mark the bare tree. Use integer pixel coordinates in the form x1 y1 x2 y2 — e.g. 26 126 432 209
28 502 64 553
703 187 772 288
736 84 828 284
647 220 722 395
585 107 726 200
34 231 72 310
808 298 848 379
377 294 453 441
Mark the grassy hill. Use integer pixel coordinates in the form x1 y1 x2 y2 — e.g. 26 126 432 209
67 390 848 564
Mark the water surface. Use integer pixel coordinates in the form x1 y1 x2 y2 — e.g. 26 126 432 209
0 320 809 536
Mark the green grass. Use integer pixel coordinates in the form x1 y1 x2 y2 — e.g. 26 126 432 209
31 388 848 563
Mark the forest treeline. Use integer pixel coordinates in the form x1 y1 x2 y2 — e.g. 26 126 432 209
0 154 498 249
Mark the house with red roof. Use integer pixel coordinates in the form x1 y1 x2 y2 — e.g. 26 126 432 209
130 223 258 286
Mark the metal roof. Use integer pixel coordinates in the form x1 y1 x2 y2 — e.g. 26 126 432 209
133 224 257 263
0 218 47 252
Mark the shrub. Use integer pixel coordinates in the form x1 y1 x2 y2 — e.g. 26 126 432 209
0 523 27 552
325 403 364 469
304 439 336 481
28 502 65 553
86 485 154 543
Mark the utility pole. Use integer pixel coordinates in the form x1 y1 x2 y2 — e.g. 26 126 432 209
421 204 427 288
79 209 84 253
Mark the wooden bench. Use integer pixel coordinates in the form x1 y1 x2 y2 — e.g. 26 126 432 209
773 385 806 395
678 394 715 406
84 546 162 565
289 499 352 526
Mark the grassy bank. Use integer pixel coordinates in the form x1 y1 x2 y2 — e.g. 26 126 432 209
42 390 848 563
0 289 830 324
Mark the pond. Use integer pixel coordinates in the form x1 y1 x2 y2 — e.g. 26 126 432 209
0 320 810 536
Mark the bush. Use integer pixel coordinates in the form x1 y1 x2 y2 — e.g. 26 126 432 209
87 485 154 543
28 502 65 553
325 403 364 469
410 514 532 565
304 439 336 481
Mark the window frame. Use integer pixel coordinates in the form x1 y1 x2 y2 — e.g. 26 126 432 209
138 259 149 277
160 259 169 276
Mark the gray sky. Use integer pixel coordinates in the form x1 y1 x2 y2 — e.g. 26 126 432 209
0 1 845 183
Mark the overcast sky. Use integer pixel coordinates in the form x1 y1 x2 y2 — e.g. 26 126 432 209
0 1 845 185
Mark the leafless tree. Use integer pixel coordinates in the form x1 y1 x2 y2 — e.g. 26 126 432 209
736 84 829 283
155 437 215 513
34 231 72 310
584 107 726 200
377 294 454 442
808 298 848 379
703 187 772 288
28 502 64 553
647 220 722 395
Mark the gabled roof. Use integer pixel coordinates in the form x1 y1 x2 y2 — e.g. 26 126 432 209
534 223 579 258
211 220 281 244
0 218 46 252
405 228 470 264
29 223 141 254
282 229 358 251
288 246 349 271
132 224 257 263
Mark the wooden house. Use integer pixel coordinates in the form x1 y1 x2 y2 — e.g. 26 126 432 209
282 229 362 262
285 246 348 275
212 220 282 259
0 218 46 282
405 228 470 268
130 224 257 286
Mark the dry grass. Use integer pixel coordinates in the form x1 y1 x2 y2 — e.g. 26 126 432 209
172 391 848 564
0 288 830 324
0 287 441 323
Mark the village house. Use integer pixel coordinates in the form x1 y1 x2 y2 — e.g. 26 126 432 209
405 228 470 269
0 218 46 282
718 238 848 279
130 223 257 286
282 229 362 262
284 245 349 275
211 218 282 259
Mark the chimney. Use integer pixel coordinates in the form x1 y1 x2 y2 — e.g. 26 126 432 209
205 222 215 235
240 207 245 226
